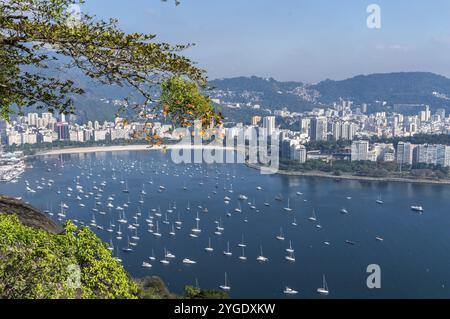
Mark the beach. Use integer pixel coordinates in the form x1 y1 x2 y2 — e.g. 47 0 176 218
35 144 235 156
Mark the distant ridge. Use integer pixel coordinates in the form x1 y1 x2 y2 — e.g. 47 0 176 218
210 72 450 112
311 72 450 106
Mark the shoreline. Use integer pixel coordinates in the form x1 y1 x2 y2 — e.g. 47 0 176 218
27 145 450 185
245 163 450 186
33 144 235 156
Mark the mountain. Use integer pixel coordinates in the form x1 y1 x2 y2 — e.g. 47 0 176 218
209 76 317 113
310 72 450 107
21 71 450 123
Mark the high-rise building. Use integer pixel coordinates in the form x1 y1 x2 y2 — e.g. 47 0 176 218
280 139 292 159
396 142 413 165
262 116 276 136
310 117 328 141
351 140 369 161
291 145 307 163
436 108 446 120
299 118 310 135
437 145 450 167
27 113 39 127
414 144 438 165
0 120 7 146
56 122 70 141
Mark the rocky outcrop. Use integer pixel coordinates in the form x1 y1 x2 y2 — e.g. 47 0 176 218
0 195 62 234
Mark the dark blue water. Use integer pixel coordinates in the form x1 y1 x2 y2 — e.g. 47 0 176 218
1 150 450 299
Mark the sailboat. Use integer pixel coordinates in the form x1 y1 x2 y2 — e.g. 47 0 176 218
292 217 298 226
153 221 162 237
285 251 296 262
317 275 330 295
239 246 247 261
376 194 384 204
163 213 170 225
286 240 294 253
309 209 317 222
149 249 156 261
276 227 285 241
122 181 130 193
175 213 182 226
205 238 214 252
191 219 201 233
238 234 247 248
223 241 232 256
219 273 231 291
160 249 170 265
256 245 268 262
169 224 176 236
108 239 114 251
283 198 293 212
122 237 133 253
283 287 298 295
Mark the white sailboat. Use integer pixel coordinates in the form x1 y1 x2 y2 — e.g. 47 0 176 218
285 251 296 262
238 234 247 248
153 221 162 237
122 237 133 253
317 275 330 295
376 194 384 204
283 198 293 212
283 287 298 295
286 240 294 253
223 241 232 256
276 227 285 241
219 273 231 291
160 249 170 265
256 245 268 262
205 238 214 252
191 219 201 233
308 209 317 222
239 246 247 261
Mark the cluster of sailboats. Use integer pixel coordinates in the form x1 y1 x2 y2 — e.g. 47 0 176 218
18 155 426 298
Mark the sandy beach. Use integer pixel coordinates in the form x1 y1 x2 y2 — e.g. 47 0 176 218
35 144 235 156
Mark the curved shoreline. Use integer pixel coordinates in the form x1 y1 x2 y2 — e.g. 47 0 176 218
30 145 450 185
245 163 450 186
34 144 234 156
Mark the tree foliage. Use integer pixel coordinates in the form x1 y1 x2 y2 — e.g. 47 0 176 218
0 0 219 127
0 214 137 299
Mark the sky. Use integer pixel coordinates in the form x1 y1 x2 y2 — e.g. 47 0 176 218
83 0 450 83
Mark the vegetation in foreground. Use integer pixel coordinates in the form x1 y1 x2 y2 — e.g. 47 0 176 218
0 213 229 299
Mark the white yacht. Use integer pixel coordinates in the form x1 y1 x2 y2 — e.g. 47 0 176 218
182 258 197 265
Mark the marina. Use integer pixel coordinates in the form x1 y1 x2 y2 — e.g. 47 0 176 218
0 149 449 298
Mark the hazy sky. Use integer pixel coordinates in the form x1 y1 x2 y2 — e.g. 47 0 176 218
84 0 450 83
